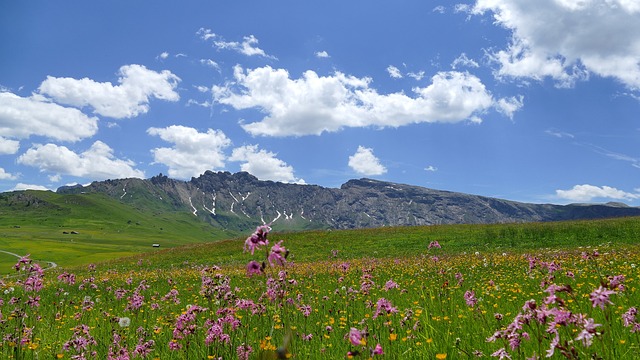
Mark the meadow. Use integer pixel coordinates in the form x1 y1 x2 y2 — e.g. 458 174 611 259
1 217 640 359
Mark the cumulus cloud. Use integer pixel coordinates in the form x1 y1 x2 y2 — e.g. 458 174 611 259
17 141 144 180
0 136 20 154
556 184 640 202
348 146 387 176
495 95 524 119
315 50 330 58
451 53 480 69
197 28 277 59
229 145 304 184
200 59 220 70
407 71 425 81
10 183 51 191
38 64 180 119
147 125 231 179
213 66 495 137
387 65 403 78
0 92 98 141
472 0 640 89
0 167 16 180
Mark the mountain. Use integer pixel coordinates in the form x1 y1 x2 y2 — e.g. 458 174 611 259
55 171 640 231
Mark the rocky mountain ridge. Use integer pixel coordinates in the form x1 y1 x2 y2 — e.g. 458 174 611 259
56 171 640 231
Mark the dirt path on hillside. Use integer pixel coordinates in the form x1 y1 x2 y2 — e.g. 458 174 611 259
0 250 58 273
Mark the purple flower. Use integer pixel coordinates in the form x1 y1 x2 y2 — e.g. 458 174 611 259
464 290 478 307
428 240 441 249
589 286 616 310
491 348 511 359
243 225 271 254
348 328 363 346
373 298 398 319
575 317 601 347
383 279 399 291
622 307 637 327
236 343 253 360
372 343 383 355
246 261 263 277
268 241 288 267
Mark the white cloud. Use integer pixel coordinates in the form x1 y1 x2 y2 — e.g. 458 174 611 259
407 71 425 81
348 146 387 176
556 184 640 202
200 59 220 70
158 52 169 59
387 65 403 79
433 5 446 13
545 129 574 138
424 165 438 172
147 125 231 179
197 28 277 59
495 95 524 119
213 66 495 137
0 92 98 141
38 64 180 119
451 53 479 69
0 136 20 154
0 167 16 180
229 145 304 184
472 0 640 90
315 50 330 58
17 141 144 180
10 183 51 191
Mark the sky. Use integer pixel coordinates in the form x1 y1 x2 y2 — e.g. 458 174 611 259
1 0 639 206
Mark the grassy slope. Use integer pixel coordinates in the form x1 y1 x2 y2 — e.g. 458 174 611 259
102 216 640 272
0 190 233 271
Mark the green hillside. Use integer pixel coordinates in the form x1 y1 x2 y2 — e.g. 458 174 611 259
0 190 235 271
102 215 640 272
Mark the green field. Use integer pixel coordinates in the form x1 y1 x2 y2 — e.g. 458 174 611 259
1 215 640 359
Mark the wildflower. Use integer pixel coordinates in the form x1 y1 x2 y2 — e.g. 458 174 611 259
372 343 383 355
383 279 399 291
575 317 601 347
118 317 131 328
589 286 615 310
622 307 637 327
491 348 511 359
246 260 263 277
236 343 253 360
373 298 398 319
348 328 364 346
464 290 478 307
244 225 270 254
428 240 441 249
268 240 288 266
436 354 447 359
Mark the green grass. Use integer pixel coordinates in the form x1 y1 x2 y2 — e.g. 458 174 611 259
0 190 235 272
2 216 640 359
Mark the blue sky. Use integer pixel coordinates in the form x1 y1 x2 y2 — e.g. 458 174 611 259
1 0 639 206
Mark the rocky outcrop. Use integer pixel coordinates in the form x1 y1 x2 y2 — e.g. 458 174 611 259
57 171 640 230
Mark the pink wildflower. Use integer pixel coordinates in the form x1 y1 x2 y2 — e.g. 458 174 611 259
464 290 478 307
428 240 441 249
246 261 263 277
268 241 288 267
243 225 270 254
589 286 615 310
348 328 363 346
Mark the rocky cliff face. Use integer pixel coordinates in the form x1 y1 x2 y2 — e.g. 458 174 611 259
57 171 640 230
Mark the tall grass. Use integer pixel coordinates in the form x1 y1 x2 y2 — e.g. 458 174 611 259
1 217 640 359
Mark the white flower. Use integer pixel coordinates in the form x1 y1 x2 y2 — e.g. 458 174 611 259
118 317 131 327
